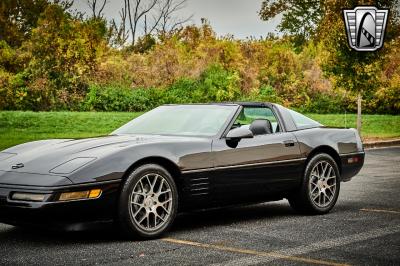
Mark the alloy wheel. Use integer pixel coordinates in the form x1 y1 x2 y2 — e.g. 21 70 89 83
309 160 337 208
129 173 173 231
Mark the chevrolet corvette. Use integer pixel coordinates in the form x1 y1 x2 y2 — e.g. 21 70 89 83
0 102 364 238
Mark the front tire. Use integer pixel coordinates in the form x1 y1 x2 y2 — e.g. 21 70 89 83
117 164 178 239
288 153 340 214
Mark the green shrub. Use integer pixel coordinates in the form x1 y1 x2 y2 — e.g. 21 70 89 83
296 93 345 114
160 64 242 105
240 85 283 104
198 64 241 102
82 85 155 112
162 78 197 103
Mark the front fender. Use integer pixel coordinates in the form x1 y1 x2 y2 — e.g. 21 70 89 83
67 139 212 184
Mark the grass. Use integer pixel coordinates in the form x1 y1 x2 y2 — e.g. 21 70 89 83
0 111 141 151
307 113 400 140
0 111 399 151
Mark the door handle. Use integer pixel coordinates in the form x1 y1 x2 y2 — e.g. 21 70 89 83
283 140 295 147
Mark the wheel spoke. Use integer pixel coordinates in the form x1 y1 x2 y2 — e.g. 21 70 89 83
138 212 148 224
325 192 332 203
311 186 319 194
151 174 158 191
154 211 166 222
131 201 143 207
132 191 146 197
312 193 320 201
139 180 145 192
157 179 164 194
326 175 336 181
159 204 171 214
322 163 328 177
159 189 171 195
327 186 335 195
161 197 172 204
326 167 332 179
328 183 336 189
134 206 144 217
143 175 149 189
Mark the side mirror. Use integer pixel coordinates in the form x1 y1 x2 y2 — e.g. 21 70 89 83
226 127 254 140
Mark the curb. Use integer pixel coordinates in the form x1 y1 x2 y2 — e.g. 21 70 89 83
364 139 400 149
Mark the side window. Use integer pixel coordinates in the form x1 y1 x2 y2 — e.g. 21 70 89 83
233 107 281 133
287 109 322 129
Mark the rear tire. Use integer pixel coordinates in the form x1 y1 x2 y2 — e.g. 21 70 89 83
117 164 178 239
288 153 340 214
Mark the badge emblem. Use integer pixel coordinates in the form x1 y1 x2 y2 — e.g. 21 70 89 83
11 163 24 169
343 6 389 51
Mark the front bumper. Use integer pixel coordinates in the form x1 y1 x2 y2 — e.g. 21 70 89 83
0 180 121 228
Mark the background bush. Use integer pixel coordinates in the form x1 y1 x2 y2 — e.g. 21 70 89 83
0 2 398 114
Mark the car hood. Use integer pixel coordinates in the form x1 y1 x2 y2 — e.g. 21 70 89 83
0 134 196 176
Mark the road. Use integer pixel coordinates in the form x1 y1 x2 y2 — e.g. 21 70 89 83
1 147 399 265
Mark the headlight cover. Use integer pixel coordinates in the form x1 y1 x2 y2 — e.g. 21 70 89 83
11 192 49 202
49 157 96 174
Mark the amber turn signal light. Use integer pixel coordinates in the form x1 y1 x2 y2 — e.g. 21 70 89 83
58 189 102 201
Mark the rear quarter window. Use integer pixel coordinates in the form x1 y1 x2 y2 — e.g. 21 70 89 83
287 109 322 129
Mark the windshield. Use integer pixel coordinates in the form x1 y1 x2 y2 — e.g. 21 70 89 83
112 105 237 137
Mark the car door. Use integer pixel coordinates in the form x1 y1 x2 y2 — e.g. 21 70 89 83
211 105 303 204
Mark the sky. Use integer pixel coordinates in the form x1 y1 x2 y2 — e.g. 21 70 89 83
72 0 281 39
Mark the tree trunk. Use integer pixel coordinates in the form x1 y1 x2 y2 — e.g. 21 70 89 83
357 93 362 135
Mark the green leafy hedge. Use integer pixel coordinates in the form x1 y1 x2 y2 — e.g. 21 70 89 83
81 64 351 113
82 64 243 111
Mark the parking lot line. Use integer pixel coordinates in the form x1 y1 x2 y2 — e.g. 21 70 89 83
360 208 400 214
162 238 349 266
211 224 400 266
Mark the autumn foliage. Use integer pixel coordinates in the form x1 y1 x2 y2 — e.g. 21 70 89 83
0 2 398 113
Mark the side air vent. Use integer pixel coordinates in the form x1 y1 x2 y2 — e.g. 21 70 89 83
189 177 210 196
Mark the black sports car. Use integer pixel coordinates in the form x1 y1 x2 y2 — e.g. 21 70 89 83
0 102 364 238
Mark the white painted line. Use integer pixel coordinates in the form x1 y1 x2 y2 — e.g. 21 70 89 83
162 238 348 266
361 208 400 214
211 224 400 266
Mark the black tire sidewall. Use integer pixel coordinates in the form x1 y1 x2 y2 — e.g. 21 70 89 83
118 164 178 238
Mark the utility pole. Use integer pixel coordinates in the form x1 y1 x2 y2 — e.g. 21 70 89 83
357 93 362 135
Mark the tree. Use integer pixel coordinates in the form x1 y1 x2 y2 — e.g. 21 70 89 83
150 0 193 35
108 1 130 47
0 0 49 47
124 0 191 45
260 0 400 134
125 0 159 45
0 1 76 48
87 0 107 19
259 0 324 47
24 3 108 109
318 0 399 134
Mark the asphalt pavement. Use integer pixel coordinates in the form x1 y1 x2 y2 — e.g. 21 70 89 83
1 147 399 266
